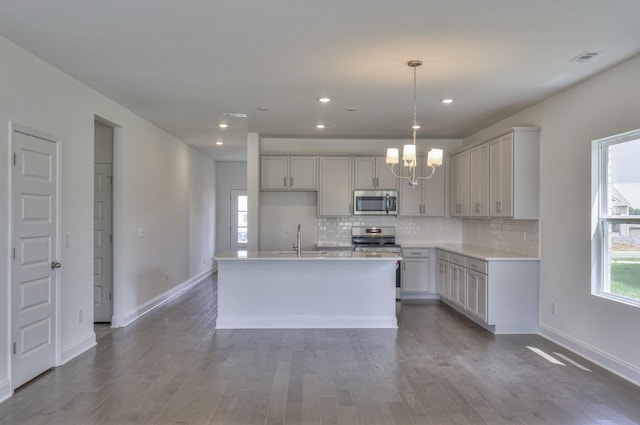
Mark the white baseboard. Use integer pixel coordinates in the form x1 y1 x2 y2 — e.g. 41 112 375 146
0 379 11 404
114 268 214 328
401 293 440 300
539 323 640 387
60 333 97 366
216 315 398 329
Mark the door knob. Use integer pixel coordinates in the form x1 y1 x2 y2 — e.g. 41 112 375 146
51 261 62 269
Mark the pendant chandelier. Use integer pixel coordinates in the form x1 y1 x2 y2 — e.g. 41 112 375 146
386 60 443 188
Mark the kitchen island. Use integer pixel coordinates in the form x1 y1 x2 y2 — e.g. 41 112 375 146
214 251 399 329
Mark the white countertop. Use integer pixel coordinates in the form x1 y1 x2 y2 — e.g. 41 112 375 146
317 240 539 261
215 250 400 261
315 241 354 249
436 244 539 261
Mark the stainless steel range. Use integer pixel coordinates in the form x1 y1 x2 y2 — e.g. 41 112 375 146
351 226 401 253
352 226 401 298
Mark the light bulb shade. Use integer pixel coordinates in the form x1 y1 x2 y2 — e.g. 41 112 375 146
386 148 399 165
402 144 416 165
427 148 443 167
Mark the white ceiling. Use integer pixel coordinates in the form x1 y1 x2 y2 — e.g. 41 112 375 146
2 1 640 160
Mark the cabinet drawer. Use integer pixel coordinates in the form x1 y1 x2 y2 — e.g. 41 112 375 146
466 258 487 274
449 253 466 266
437 250 449 261
402 248 430 258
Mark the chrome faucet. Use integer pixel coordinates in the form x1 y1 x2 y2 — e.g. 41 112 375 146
292 224 302 257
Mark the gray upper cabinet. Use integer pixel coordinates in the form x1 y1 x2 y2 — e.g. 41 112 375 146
261 156 317 191
318 157 352 216
469 142 490 217
489 128 539 219
451 127 539 219
450 150 470 217
398 159 446 217
353 157 397 190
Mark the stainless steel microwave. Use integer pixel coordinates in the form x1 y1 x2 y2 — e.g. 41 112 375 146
353 190 398 215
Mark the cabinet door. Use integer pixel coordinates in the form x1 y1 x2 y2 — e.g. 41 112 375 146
422 160 445 216
375 157 397 190
458 150 471 217
451 265 466 307
450 152 470 217
398 162 423 216
319 157 352 216
290 156 317 190
437 260 449 299
354 157 376 189
261 156 288 190
490 133 514 217
466 271 478 314
470 143 490 216
499 133 514 217
402 258 430 293
476 273 487 322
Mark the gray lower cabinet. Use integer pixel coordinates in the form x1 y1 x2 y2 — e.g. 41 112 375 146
401 247 438 299
437 249 538 334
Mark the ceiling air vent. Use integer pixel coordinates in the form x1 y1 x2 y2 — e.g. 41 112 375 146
570 51 600 63
223 113 247 118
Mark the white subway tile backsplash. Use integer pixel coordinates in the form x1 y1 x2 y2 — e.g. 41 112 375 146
317 216 539 257
462 219 539 257
317 216 463 245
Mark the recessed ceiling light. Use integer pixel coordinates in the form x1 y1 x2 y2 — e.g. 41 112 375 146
223 113 247 118
316 124 326 129
318 97 331 103
441 98 454 104
257 107 269 111
216 141 223 145
218 123 228 128
345 107 357 112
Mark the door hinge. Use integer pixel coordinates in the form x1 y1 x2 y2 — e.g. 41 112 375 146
13 342 16 355
109 234 113 243
13 153 17 166
109 292 112 301
12 247 16 260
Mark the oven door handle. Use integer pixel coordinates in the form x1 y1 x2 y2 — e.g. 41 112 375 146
386 193 390 214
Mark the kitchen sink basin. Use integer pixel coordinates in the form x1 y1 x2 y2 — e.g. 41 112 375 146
271 250 330 256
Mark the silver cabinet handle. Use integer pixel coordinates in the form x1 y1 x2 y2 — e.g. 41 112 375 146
51 261 62 269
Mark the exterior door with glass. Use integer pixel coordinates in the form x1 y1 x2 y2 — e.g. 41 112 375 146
230 190 247 250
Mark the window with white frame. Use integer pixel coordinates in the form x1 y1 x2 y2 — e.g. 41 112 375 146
593 129 640 305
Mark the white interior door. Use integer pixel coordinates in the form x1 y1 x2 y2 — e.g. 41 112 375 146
230 190 247 251
94 163 113 322
11 128 59 389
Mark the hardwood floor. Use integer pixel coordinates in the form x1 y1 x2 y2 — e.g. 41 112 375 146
1 273 640 424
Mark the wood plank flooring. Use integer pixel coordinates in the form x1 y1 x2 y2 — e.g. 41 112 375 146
1 273 640 424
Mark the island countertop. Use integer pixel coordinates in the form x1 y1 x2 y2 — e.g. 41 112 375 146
215 250 401 261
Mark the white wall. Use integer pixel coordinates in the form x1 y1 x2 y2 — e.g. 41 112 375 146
260 192 319 251
215 161 247 254
464 54 640 384
0 35 215 400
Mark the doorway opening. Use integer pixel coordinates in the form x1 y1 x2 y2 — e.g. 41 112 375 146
93 119 114 325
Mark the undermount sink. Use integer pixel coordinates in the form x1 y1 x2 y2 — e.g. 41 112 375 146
271 250 330 256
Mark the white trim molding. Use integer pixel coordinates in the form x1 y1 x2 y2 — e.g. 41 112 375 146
112 268 214 328
60 333 97 366
539 323 640 387
0 379 11 404
216 315 397 329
